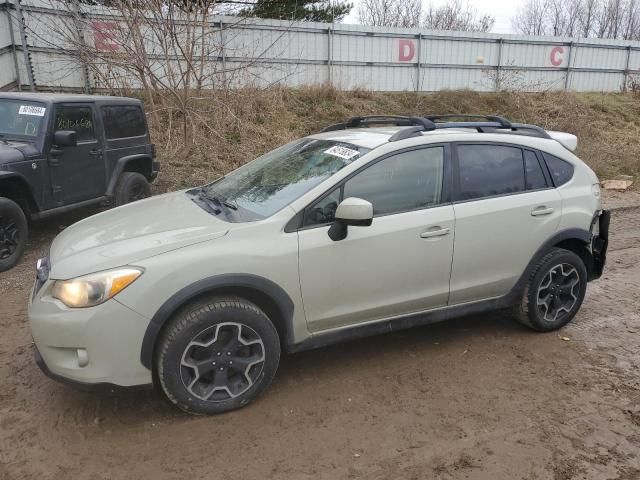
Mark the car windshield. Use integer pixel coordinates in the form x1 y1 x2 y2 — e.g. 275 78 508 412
199 138 369 221
0 99 47 138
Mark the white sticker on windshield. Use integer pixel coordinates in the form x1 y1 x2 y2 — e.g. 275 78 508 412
18 105 46 117
324 145 360 161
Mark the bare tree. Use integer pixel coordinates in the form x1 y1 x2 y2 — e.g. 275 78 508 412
357 0 422 28
513 0 640 39
358 0 494 32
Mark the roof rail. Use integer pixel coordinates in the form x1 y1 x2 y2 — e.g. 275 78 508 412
426 114 513 129
321 115 436 133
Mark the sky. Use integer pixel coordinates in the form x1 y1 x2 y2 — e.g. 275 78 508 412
343 0 527 34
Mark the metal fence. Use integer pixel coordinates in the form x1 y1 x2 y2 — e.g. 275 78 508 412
2 0 640 92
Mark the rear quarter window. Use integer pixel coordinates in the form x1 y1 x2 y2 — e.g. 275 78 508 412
543 153 574 186
101 105 146 139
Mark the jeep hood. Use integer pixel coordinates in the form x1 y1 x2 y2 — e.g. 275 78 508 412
0 141 30 164
49 190 229 279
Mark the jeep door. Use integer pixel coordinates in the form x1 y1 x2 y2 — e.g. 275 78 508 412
448 143 562 304
297 146 455 333
50 103 106 204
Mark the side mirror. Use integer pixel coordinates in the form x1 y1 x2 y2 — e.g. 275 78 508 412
328 197 373 241
53 130 77 147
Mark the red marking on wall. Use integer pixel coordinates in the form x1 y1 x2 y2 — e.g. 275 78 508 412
398 39 416 62
550 46 564 66
92 21 120 52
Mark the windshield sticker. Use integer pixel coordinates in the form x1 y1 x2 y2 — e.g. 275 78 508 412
18 105 46 117
324 145 360 161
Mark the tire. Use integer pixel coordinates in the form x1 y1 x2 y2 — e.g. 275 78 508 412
0 197 28 272
156 295 281 415
515 247 588 332
114 172 150 206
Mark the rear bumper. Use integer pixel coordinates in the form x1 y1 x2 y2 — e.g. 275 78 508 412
590 209 610 279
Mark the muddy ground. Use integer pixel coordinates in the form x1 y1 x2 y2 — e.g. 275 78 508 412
1 192 639 480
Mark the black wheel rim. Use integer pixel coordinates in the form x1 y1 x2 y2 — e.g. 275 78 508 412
180 322 266 402
129 183 147 202
0 214 20 260
536 263 580 323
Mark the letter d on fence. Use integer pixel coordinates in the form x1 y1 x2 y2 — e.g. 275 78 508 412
397 39 416 62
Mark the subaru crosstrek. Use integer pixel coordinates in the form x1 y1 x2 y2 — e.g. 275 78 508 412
28 115 610 415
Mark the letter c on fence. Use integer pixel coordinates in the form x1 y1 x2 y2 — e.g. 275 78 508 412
550 46 564 67
398 39 416 62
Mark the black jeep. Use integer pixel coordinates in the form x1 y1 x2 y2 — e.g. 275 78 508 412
0 93 159 271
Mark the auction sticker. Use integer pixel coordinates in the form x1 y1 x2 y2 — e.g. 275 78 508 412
18 105 46 116
324 145 360 161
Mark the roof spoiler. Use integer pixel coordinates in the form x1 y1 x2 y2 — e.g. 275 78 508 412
547 131 577 151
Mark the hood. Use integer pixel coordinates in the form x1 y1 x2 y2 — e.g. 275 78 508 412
0 141 28 164
49 190 229 279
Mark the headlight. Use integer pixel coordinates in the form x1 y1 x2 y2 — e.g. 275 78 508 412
51 267 143 308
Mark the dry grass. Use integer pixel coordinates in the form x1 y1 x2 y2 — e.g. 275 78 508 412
149 86 640 192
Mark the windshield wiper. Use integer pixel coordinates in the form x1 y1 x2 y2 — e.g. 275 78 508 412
201 188 237 214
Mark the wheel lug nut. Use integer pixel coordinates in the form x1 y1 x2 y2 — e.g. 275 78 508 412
217 352 221 356
219 367 224 371
227 352 231 355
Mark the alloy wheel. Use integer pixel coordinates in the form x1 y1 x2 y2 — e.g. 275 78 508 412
536 263 580 323
0 215 19 260
180 322 266 402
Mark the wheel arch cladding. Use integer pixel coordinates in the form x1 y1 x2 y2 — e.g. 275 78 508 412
106 154 153 195
0 173 39 214
140 274 295 370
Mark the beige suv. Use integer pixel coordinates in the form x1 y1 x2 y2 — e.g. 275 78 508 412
29 115 610 415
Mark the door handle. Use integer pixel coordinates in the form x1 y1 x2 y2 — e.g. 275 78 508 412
89 149 102 156
420 227 450 239
531 206 554 216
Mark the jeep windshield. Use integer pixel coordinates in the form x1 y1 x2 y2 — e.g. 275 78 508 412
196 138 369 221
0 99 47 138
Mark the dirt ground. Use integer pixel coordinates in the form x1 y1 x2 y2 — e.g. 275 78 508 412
1 191 640 480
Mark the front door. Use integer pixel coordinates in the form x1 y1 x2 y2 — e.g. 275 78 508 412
51 103 106 204
297 146 455 333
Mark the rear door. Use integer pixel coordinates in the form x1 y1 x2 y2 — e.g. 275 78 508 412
449 143 562 304
297 145 455 333
50 103 106 204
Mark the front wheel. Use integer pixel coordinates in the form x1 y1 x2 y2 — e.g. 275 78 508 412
0 197 28 272
515 248 588 331
156 296 280 415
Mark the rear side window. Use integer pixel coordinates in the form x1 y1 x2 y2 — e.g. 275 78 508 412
457 145 524 200
524 150 548 190
102 105 146 139
543 153 574 186
54 106 95 142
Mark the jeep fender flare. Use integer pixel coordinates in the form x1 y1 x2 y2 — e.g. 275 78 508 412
0 171 40 214
139 274 295 370
106 154 153 196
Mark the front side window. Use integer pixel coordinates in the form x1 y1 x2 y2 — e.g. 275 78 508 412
200 138 369 221
0 99 46 137
457 144 524 201
543 152 574 186
102 105 146 139
54 106 95 142
304 147 444 226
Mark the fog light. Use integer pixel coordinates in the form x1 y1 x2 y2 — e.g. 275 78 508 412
77 348 89 367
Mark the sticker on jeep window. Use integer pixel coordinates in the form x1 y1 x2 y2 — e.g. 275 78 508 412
324 145 360 161
18 105 46 117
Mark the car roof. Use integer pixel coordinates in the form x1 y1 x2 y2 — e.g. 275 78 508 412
308 126 573 156
0 92 142 106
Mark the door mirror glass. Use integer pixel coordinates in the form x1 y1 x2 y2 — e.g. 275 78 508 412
53 130 77 147
329 197 373 241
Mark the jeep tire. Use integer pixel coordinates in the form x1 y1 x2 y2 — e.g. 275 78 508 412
515 247 588 332
114 172 150 207
0 197 28 272
157 296 281 415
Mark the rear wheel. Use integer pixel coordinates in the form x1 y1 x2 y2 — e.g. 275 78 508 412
515 248 588 331
156 296 280 415
114 172 150 206
0 197 28 272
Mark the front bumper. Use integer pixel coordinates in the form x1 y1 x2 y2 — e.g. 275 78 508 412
29 281 153 388
590 209 610 279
